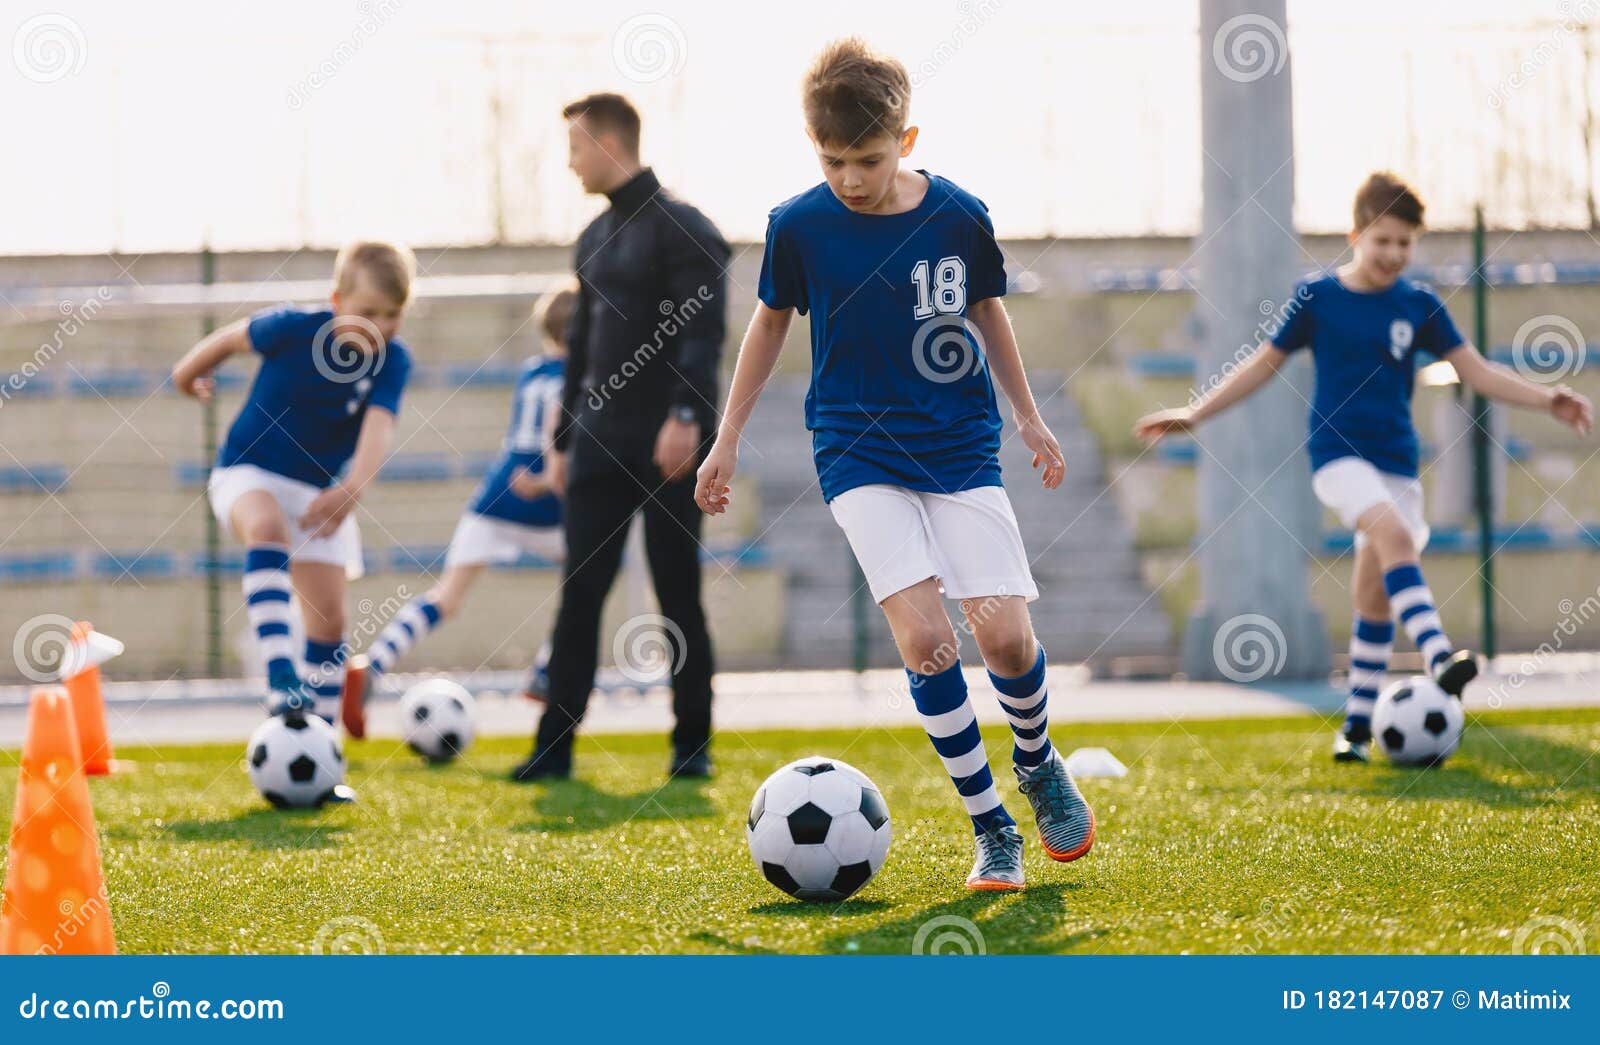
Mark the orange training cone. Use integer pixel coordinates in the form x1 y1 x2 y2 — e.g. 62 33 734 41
63 621 114 776
0 686 116 954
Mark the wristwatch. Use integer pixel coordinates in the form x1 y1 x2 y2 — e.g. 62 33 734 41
670 405 697 425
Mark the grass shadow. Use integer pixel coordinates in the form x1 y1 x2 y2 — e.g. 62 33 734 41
1466 721 1600 792
748 897 896 917
1299 719 1600 808
816 883 1100 955
511 776 717 835
1309 760 1546 808
159 807 350 850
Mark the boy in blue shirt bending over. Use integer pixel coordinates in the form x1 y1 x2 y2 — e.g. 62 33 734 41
1136 172 1592 762
696 39 1094 892
172 241 415 768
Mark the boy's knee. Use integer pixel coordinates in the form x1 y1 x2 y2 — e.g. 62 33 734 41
1358 507 1414 559
241 517 290 546
901 624 960 676
978 626 1036 677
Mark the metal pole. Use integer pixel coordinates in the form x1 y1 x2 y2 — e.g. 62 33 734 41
201 244 222 677
1184 0 1329 680
1471 206 1496 658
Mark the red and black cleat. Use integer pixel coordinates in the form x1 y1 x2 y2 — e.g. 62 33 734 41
339 654 369 739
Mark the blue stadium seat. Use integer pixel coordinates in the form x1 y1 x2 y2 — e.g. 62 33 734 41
173 462 212 488
390 545 450 572
1323 524 1570 555
0 464 68 493
459 451 500 476
444 362 524 388
92 550 180 580
380 456 455 482
69 368 156 397
190 549 248 575
0 552 77 582
1154 440 1198 465
1126 352 1196 379
0 372 59 397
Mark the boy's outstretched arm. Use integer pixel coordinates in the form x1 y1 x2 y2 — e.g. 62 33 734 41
968 296 1065 489
1133 341 1289 443
694 303 792 515
172 318 251 399
301 407 396 537
1443 343 1594 436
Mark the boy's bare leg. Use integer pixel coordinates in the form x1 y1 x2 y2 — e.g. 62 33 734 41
966 596 1094 862
882 579 1024 890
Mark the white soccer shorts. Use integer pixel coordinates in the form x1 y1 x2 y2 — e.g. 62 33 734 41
827 483 1039 604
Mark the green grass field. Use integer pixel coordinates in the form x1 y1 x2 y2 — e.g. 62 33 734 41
3 708 1597 955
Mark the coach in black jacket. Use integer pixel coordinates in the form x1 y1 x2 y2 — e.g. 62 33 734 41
513 93 730 782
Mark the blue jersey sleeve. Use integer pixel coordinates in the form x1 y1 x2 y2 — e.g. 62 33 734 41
1416 289 1466 356
757 209 806 314
368 343 411 416
1270 282 1315 351
246 307 302 358
966 196 1007 303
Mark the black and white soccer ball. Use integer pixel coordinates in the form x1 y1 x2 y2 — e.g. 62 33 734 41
1373 676 1464 766
246 713 346 809
747 756 892 902
400 679 476 764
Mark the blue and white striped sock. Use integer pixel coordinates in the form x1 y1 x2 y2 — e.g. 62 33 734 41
1383 563 1454 674
243 545 298 690
367 596 443 676
907 661 1015 835
988 645 1053 767
303 637 345 724
1345 617 1394 738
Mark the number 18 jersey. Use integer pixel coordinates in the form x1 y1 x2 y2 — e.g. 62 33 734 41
757 172 1009 503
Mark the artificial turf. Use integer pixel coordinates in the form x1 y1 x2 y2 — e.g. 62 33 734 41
3 708 1597 954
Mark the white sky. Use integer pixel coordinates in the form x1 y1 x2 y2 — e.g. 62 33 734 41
2 0 1593 253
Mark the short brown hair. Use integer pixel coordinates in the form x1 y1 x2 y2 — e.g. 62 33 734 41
1353 171 1425 230
334 240 416 304
562 92 641 156
533 278 579 348
803 38 911 148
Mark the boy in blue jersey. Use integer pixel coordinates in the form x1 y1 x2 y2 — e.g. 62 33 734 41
695 39 1094 892
1135 173 1593 762
172 241 416 763
338 281 575 734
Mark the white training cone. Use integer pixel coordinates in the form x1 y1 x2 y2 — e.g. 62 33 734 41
1063 746 1128 779
60 628 126 680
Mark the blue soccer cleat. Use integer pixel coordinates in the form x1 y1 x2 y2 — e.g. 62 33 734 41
1015 751 1096 862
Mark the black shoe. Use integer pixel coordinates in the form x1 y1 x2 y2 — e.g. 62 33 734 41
509 749 571 783
1332 733 1370 763
668 750 713 780
1433 650 1479 698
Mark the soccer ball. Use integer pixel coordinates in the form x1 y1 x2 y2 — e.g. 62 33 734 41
747 756 892 902
400 679 476 763
246 713 345 809
1372 676 1464 766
